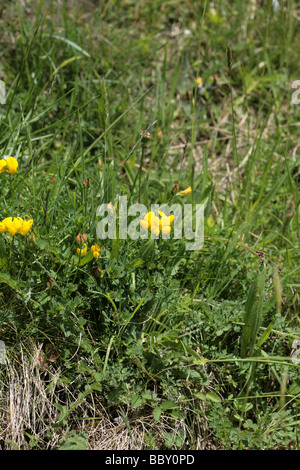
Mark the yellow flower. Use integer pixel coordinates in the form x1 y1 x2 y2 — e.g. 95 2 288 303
195 76 203 87
158 211 174 234
6 157 18 175
140 211 157 230
176 186 192 196
77 243 87 257
0 217 33 236
145 211 157 226
140 211 174 236
0 159 7 173
158 211 174 224
0 157 18 175
2 217 22 236
18 219 33 236
140 219 149 231
150 225 160 237
150 215 160 229
91 243 101 259
142 212 160 235
161 225 171 235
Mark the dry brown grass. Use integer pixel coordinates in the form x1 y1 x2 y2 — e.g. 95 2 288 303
0 342 62 449
0 341 216 450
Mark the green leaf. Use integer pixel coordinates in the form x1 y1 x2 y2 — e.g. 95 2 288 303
131 395 144 408
79 250 94 266
194 392 207 401
58 431 89 450
171 409 184 419
205 392 222 403
256 321 274 348
153 407 162 421
240 267 266 358
160 400 178 410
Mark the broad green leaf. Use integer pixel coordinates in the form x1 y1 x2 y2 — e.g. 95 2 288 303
205 392 222 403
79 250 94 266
160 400 178 410
153 407 162 421
131 395 144 408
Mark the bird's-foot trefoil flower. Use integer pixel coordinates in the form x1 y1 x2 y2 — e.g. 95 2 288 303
77 243 88 257
176 186 192 197
91 243 101 258
0 157 18 175
0 217 33 236
140 211 175 236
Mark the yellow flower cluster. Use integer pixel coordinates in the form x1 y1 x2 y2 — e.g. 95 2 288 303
91 243 101 259
77 243 88 257
0 157 18 175
0 217 33 236
140 211 175 236
76 240 101 259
